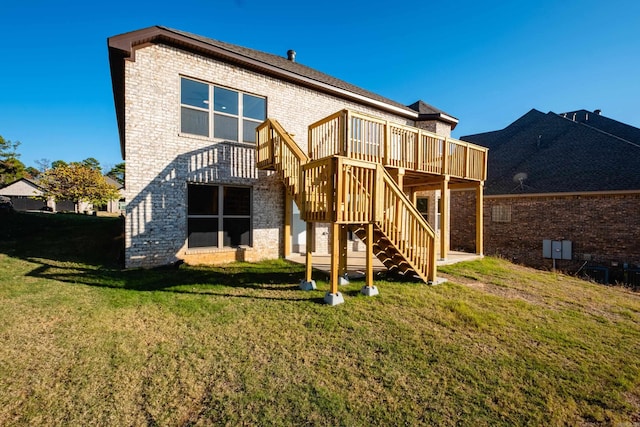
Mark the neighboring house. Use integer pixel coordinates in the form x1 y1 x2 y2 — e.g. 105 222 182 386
108 26 487 277
0 178 76 211
0 176 121 213
0 178 48 211
457 109 640 285
99 175 125 214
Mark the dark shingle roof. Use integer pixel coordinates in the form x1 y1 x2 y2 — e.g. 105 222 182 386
110 26 460 157
107 26 458 158
163 27 418 115
461 109 640 195
559 109 640 144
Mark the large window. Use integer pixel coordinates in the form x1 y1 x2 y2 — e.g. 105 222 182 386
181 77 266 143
187 184 252 249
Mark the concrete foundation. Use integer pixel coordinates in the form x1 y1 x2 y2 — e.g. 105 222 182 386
360 285 379 297
299 279 316 291
324 292 345 306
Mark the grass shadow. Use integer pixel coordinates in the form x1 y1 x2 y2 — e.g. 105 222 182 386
1 212 329 302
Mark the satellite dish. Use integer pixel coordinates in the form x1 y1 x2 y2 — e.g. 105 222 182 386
512 172 530 192
513 172 528 183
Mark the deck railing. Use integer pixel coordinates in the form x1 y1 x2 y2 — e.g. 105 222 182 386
308 109 488 181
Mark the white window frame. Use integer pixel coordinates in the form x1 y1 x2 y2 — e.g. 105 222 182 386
180 77 266 143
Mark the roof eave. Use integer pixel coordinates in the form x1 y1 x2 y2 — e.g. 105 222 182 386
417 112 459 130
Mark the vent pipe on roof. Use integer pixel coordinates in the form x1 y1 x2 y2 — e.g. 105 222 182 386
594 109 602 115
287 49 296 62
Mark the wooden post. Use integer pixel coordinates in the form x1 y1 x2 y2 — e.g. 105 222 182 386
329 222 340 295
384 120 390 166
373 164 384 222
475 182 484 256
416 130 423 171
464 144 470 178
439 176 450 260
344 110 350 157
389 167 405 190
305 221 313 283
366 222 374 288
428 234 437 283
409 188 417 206
442 138 449 175
284 192 292 257
339 224 348 278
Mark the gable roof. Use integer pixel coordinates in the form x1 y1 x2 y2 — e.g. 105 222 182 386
0 177 44 196
103 175 124 190
108 26 456 157
461 109 640 195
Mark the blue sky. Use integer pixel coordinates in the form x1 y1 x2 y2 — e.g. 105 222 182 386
1 0 639 171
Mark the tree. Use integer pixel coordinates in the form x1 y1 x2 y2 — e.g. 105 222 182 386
80 157 101 172
0 135 21 160
39 163 121 211
106 162 125 185
35 158 51 173
0 135 25 185
51 160 67 169
25 166 40 179
0 157 26 185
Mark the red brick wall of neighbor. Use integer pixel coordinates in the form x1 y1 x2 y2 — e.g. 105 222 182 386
451 191 640 272
450 190 477 253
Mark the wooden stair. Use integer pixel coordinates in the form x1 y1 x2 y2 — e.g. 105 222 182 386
350 225 420 280
256 116 437 286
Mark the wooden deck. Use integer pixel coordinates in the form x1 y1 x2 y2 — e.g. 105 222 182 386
256 109 487 298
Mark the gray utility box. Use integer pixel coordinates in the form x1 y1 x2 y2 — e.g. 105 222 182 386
543 240 572 260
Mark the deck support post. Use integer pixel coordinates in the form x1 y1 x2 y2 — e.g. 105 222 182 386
325 222 345 305
439 176 450 261
284 192 292 257
475 182 484 256
338 224 349 285
428 234 437 284
300 221 316 290
389 167 405 192
361 222 379 296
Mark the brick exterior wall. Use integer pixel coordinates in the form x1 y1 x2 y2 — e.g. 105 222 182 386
453 191 640 273
122 43 421 268
450 189 477 252
415 120 452 137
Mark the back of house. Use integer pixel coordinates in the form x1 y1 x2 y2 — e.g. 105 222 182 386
108 26 464 269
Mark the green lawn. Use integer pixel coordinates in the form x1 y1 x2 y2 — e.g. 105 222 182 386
0 212 639 425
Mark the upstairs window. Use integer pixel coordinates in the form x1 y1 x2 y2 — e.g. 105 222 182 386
180 77 266 143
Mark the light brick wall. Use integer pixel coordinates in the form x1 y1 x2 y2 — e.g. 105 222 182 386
123 43 417 268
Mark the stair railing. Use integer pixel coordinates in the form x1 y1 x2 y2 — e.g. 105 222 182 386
256 119 309 206
375 164 437 281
